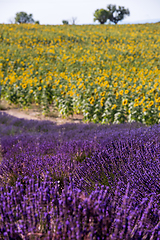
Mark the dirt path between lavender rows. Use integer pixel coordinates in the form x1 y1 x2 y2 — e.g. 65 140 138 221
0 100 84 125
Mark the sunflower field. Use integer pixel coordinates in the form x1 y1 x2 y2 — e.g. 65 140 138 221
0 23 160 125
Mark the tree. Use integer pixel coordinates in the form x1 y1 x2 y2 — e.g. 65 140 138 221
15 12 35 24
93 9 110 24
35 20 40 24
62 20 69 25
70 17 77 25
107 4 130 24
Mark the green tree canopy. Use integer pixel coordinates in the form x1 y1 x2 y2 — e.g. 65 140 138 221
107 4 130 24
62 20 69 25
93 5 130 24
35 20 40 24
15 12 35 24
93 9 110 24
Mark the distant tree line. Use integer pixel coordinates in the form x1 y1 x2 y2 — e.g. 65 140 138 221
12 5 129 26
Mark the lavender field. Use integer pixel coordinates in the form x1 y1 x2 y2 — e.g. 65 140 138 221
0 112 160 239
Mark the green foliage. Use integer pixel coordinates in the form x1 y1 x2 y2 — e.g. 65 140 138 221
62 20 69 25
35 20 40 25
93 5 130 25
15 12 35 24
93 9 110 24
107 4 130 24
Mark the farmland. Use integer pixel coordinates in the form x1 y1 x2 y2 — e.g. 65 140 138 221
0 23 160 124
0 23 160 239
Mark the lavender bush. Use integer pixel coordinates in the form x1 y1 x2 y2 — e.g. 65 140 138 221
0 112 160 239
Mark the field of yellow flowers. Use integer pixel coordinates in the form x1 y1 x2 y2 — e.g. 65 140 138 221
0 23 160 124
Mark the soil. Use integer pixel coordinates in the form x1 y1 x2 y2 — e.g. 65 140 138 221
0 100 84 125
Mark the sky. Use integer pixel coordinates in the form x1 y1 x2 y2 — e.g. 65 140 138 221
0 0 160 25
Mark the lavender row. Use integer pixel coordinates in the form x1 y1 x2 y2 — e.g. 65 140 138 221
0 112 144 139
0 175 159 240
74 139 160 200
